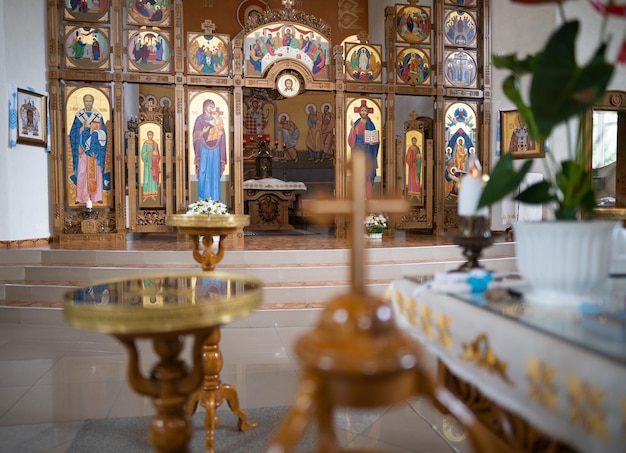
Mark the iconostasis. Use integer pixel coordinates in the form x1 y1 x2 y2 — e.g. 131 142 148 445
47 0 490 242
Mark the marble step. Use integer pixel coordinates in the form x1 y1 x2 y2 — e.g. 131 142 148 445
0 243 517 307
0 242 515 266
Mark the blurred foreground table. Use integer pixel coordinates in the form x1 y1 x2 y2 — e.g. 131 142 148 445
389 275 626 453
63 272 262 453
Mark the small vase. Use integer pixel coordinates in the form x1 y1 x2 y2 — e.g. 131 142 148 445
513 220 620 307
366 232 383 239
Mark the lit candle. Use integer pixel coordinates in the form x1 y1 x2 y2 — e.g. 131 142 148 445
458 153 488 217
86 199 93 210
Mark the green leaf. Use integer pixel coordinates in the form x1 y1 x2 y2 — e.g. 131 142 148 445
500 80 543 145
530 20 614 141
555 206 578 220
477 154 533 208
516 180 556 205
493 52 537 75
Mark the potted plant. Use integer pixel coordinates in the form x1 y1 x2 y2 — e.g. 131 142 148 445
477 0 626 305
364 213 388 239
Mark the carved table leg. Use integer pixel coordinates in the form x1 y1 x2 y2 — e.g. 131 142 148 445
116 331 207 453
186 326 257 453
191 234 225 272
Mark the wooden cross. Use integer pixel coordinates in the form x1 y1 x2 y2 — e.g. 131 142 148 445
357 30 369 44
201 19 216 35
145 100 157 112
409 110 419 121
353 99 374 115
307 150 408 294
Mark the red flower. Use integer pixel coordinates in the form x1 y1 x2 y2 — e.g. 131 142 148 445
618 36 626 62
589 0 626 16
512 0 567 3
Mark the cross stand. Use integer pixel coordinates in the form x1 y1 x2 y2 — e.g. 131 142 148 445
267 149 434 452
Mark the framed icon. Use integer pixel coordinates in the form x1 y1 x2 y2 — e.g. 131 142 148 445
127 29 171 73
345 43 383 82
187 33 231 76
63 26 111 70
17 88 47 147
395 47 431 85
276 73 300 98
395 4 431 44
63 0 110 22
444 9 477 47
500 109 545 159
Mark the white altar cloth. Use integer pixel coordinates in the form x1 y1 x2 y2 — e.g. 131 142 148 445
388 276 626 453
243 178 307 191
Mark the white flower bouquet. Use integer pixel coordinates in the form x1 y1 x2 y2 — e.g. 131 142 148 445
186 198 229 215
364 213 388 234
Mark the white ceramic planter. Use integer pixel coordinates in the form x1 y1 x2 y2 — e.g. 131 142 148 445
365 232 383 239
513 220 620 306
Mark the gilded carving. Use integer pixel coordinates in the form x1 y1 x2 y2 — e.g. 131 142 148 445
407 296 418 327
436 312 452 350
242 8 331 39
392 290 406 316
460 333 512 384
526 356 558 413
64 211 116 234
419 304 433 338
137 210 167 226
566 374 609 441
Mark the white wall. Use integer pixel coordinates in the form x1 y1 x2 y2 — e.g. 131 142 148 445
0 0 50 241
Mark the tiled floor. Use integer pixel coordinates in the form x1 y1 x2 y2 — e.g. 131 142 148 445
0 309 473 453
0 229 486 452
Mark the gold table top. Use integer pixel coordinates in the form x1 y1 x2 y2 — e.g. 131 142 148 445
63 272 263 335
165 214 250 230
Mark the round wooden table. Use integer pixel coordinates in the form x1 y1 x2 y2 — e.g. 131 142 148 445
165 214 259 452
63 272 262 453
165 214 250 272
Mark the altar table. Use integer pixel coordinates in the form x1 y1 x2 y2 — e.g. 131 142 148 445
243 178 307 230
388 274 626 453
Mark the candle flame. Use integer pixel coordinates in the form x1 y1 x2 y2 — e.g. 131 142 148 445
468 153 482 178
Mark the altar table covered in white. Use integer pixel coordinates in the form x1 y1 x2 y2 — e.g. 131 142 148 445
388 274 626 453
243 178 307 230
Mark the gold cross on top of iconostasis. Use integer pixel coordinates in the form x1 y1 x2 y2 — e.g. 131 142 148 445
357 30 369 44
281 0 294 9
201 19 216 35
307 150 408 295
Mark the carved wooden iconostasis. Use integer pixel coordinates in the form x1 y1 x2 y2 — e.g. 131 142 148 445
47 0 490 243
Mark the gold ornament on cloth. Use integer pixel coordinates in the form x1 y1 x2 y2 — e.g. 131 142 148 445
566 374 609 441
460 333 512 384
526 356 558 413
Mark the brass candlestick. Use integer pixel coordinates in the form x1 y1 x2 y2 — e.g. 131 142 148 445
448 215 494 272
